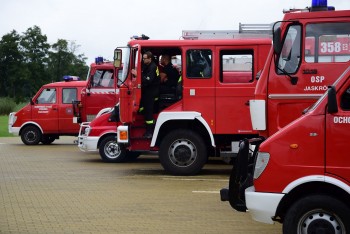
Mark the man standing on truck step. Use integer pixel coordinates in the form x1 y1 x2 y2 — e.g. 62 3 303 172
132 51 160 138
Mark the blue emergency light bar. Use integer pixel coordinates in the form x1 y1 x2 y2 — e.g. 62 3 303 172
311 0 334 11
63 75 80 81
312 0 327 7
95 57 104 64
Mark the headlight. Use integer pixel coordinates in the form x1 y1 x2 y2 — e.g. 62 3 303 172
253 152 270 179
84 127 91 136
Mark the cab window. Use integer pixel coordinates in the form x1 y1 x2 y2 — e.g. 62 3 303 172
340 86 350 111
92 70 114 87
37 88 56 104
277 25 301 74
305 22 350 63
220 50 253 83
62 88 77 104
186 49 212 78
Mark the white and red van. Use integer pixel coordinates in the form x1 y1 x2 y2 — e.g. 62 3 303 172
229 67 350 233
9 77 86 145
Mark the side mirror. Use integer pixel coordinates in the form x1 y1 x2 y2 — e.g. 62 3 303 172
114 49 122 68
327 86 338 114
273 26 282 55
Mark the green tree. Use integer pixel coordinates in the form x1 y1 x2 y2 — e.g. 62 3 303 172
0 30 22 99
19 25 50 97
48 39 88 82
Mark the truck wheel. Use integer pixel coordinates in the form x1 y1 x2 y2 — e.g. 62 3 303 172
41 135 55 145
99 135 126 163
159 129 207 176
21 126 41 145
283 195 350 234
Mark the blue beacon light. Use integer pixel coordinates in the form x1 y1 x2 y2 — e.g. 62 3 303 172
63 76 80 81
95 57 104 64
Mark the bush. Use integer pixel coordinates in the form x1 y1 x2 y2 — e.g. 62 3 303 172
0 97 16 115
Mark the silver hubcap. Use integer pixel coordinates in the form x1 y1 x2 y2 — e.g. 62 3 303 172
168 139 197 167
104 141 121 159
298 209 345 234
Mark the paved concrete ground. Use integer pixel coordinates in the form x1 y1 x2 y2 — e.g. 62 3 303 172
0 136 282 233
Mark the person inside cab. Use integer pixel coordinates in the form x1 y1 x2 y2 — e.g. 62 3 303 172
159 54 180 95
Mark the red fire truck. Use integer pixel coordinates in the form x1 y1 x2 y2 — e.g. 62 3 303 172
9 57 122 145
73 57 122 123
103 36 272 175
8 77 87 145
231 67 350 233
220 0 350 232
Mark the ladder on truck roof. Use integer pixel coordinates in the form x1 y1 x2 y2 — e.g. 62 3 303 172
182 23 272 40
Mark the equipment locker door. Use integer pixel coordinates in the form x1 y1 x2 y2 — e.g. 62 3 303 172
214 46 258 134
182 47 216 132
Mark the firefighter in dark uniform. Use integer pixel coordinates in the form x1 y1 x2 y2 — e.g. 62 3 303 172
159 54 180 94
132 51 160 138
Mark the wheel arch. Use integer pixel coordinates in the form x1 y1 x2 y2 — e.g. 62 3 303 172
97 132 117 149
19 122 43 135
151 111 215 149
275 180 350 222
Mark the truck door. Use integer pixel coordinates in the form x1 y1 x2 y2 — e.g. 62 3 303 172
183 47 215 131
59 87 80 133
325 81 350 183
215 47 257 134
85 68 117 121
267 22 350 134
32 87 59 133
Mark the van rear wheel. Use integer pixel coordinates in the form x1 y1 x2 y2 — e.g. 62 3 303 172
99 135 126 163
21 126 41 145
159 129 207 176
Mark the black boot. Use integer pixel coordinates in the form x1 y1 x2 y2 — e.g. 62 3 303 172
143 124 154 138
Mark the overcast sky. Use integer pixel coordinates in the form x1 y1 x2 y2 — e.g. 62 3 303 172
1 0 349 64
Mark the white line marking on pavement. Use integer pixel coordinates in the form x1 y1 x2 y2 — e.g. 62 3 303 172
192 191 220 194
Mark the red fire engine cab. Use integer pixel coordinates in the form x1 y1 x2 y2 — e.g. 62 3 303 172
8 76 86 145
220 0 350 232
235 65 350 233
108 36 272 175
73 57 122 123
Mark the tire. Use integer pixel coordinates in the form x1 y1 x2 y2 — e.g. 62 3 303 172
21 125 42 145
283 195 350 234
159 129 207 176
99 135 126 163
41 135 55 145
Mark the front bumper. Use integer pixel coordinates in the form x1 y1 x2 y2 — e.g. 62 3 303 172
245 186 284 224
78 136 99 152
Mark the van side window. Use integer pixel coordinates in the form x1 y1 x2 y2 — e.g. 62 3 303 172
37 88 56 104
305 22 350 63
186 49 212 78
220 50 253 83
340 86 350 110
62 88 77 104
